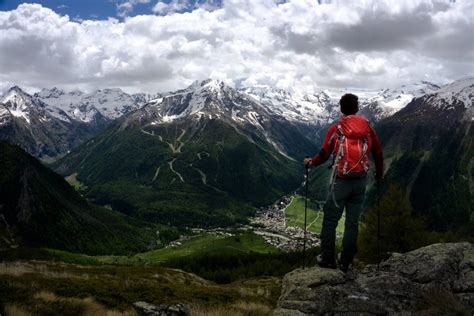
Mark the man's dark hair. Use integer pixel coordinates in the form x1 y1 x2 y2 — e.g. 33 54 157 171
340 93 359 115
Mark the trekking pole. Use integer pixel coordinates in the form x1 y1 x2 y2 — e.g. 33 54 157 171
303 160 309 269
377 181 381 271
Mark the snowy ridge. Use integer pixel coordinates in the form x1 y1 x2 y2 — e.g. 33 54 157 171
35 87 157 124
323 81 441 121
128 79 293 157
241 81 441 126
1 86 39 124
4 78 470 131
369 81 441 118
242 86 338 127
145 79 267 125
137 79 471 131
425 77 473 110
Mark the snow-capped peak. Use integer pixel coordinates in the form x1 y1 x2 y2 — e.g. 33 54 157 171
242 85 338 126
35 87 151 124
1 86 43 124
152 79 233 122
3 86 32 103
426 77 473 109
332 81 442 121
175 79 227 95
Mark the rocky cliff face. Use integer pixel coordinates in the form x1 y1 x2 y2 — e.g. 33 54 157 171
275 242 474 315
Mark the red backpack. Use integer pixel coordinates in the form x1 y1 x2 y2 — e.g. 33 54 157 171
332 115 372 178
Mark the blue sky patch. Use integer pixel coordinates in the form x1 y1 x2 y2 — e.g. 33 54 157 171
0 0 223 20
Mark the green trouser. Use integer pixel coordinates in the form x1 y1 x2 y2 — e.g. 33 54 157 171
320 177 366 264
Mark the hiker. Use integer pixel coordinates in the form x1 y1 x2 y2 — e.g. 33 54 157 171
304 93 383 272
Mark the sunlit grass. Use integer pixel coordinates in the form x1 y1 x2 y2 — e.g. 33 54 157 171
284 195 344 234
96 232 279 265
0 261 281 315
65 172 88 191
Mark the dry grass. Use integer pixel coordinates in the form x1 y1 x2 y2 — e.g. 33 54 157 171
29 291 137 316
416 286 470 316
1 261 281 315
237 285 270 298
4 304 33 316
190 301 273 316
33 291 58 302
0 262 89 279
0 262 34 276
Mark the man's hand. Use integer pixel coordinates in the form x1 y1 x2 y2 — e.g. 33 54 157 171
304 158 312 168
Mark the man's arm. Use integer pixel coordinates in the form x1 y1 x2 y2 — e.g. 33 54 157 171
370 126 384 180
306 125 337 167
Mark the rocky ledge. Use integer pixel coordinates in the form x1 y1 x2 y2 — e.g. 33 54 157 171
274 242 474 315
133 301 190 316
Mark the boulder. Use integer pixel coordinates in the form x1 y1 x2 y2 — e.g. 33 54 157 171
275 242 473 315
133 301 190 316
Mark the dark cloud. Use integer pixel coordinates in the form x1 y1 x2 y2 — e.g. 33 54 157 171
326 12 435 52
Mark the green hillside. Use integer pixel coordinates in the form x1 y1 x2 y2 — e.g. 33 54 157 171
0 140 163 255
54 117 304 227
376 98 473 233
96 232 278 265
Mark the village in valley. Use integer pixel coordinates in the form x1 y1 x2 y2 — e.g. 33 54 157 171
249 195 321 251
165 194 322 252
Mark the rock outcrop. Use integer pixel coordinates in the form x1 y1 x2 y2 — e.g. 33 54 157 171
275 242 474 315
133 301 190 316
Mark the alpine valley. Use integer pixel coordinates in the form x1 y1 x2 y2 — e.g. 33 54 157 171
1 77 473 316
0 78 472 249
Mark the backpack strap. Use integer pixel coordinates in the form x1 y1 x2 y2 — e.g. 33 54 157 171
327 124 345 208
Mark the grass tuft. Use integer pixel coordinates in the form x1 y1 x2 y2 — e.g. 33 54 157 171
4 304 33 316
190 301 273 316
417 286 470 316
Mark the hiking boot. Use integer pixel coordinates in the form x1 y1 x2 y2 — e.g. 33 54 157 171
316 254 337 269
343 266 357 280
337 253 351 273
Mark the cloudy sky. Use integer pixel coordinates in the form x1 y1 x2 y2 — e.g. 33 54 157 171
0 0 472 94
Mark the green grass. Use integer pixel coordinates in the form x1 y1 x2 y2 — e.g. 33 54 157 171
285 195 344 234
1 231 316 285
0 260 281 315
64 172 87 191
2 232 277 266
0 232 286 315
96 232 279 265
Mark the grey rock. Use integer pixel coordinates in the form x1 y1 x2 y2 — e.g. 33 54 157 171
133 301 190 316
275 242 474 315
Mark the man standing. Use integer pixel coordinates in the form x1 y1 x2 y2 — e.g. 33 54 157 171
304 93 383 272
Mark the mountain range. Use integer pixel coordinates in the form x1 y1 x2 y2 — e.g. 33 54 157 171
52 79 317 227
0 77 472 240
0 86 159 160
0 87 97 161
0 80 440 160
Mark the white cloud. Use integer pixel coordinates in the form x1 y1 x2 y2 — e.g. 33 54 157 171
117 0 151 17
0 0 472 94
152 0 188 15
152 2 169 14
152 0 222 15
